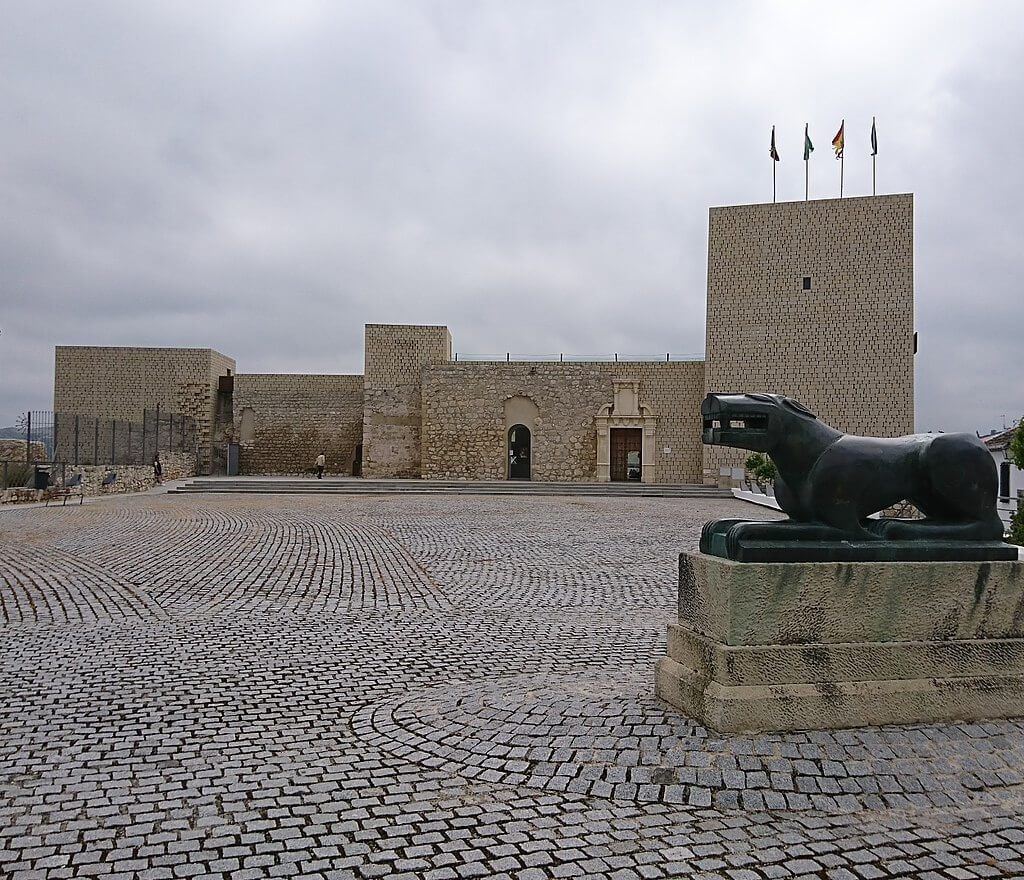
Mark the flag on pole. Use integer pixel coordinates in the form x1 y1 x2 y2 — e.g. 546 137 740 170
770 126 780 161
832 121 844 158
870 117 877 155
803 124 814 160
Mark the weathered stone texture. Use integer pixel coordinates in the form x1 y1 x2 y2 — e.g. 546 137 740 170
0 440 48 463
703 195 915 481
70 453 197 495
363 324 452 478
421 361 705 482
53 346 235 475
233 374 363 475
656 551 1024 732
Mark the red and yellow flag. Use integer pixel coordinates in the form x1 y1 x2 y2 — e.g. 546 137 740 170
832 120 845 159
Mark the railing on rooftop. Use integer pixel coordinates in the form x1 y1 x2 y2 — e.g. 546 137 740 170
453 353 705 363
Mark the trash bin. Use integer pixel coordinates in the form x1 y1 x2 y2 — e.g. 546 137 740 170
33 466 50 490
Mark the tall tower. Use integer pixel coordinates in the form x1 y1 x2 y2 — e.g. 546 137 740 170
703 194 915 480
362 324 452 478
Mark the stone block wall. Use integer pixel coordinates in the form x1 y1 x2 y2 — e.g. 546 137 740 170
1 452 196 501
68 453 197 495
53 347 235 475
0 440 48 463
363 324 452 478
233 374 364 475
703 194 915 481
421 360 705 482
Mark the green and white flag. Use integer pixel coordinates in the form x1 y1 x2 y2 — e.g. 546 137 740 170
804 124 814 160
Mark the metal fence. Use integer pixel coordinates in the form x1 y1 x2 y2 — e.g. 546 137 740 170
9 408 197 467
453 352 705 363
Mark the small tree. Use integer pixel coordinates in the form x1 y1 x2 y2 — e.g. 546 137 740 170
1009 506 1024 547
744 452 777 490
1010 417 1024 472
1007 418 1024 547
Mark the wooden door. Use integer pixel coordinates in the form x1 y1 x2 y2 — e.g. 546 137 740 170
610 428 642 481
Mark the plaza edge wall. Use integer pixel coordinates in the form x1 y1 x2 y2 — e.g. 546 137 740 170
703 194 915 480
53 346 235 475
232 374 364 475
421 361 706 482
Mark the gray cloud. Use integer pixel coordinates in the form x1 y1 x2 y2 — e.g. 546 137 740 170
1 0 1021 435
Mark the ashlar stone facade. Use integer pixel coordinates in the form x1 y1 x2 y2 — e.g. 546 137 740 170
703 194 914 480
53 346 235 475
362 324 452 479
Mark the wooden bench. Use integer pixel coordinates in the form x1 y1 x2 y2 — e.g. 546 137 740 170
45 474 84 506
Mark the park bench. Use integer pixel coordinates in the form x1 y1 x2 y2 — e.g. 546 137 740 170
45 474 84 506
100 471 117 493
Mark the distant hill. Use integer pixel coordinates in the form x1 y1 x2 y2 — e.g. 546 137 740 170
0 425 53 455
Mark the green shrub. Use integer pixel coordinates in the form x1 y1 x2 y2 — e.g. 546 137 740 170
1009 503 1024 547
744 452 777 488
2 461 33 489
1010 417 1024 471
1005 418 1024 547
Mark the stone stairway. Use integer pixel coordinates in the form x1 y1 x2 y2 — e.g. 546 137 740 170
170 477 729 499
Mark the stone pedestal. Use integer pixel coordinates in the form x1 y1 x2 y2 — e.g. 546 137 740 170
655 551 1024 732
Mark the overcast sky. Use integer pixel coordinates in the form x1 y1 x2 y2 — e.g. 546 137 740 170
1 1 1022 433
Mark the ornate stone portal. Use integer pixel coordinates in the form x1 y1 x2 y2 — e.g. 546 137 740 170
595 380 657 483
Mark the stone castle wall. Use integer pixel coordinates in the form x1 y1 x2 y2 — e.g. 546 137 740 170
421 361 705 482
233 374 364 475
53 346 235 475
362 324 452 478
703 194 915 480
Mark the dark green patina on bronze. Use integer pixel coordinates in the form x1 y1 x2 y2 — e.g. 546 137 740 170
700 392 1017 563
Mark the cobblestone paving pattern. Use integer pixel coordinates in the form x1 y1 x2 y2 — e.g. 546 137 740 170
2 494 1023 879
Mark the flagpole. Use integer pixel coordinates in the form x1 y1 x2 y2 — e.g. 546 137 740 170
770 124 778 203
835 118 845 198
871 116 877 196
804 123 812 201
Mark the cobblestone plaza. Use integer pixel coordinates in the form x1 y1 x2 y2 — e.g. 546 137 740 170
2 492 1023 879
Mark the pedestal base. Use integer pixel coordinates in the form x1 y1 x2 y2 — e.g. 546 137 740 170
655 552 1024 733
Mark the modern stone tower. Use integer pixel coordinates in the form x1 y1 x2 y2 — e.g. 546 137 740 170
53 346 235 475
703 194 914 480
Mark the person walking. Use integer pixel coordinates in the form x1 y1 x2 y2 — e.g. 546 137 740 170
153 452 163 485
315 452 325 479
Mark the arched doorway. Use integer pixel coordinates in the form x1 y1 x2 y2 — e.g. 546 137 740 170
508 424 531 479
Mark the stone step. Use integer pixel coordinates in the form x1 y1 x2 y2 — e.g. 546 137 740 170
169 478 728 499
